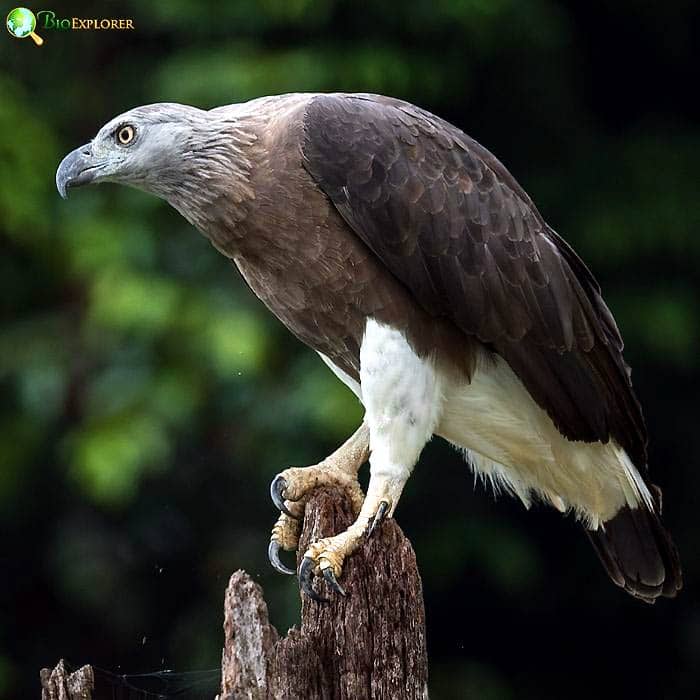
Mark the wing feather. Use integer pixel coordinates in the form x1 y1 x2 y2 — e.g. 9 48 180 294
301 93 647 467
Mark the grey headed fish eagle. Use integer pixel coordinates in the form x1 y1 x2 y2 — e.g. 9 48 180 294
56 93 682 603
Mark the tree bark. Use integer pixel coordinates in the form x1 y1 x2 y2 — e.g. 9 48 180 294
219 486 428 699
40 660 94 700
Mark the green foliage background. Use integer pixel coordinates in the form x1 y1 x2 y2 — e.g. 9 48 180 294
1 1 698 698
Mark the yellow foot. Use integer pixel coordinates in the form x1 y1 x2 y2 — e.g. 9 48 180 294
267 464 365 578
270 464 365 516
298 500 391 602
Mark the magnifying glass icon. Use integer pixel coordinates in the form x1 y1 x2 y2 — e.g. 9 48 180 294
6 7 44 46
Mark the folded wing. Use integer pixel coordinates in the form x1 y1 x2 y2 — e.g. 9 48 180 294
301 93 647 468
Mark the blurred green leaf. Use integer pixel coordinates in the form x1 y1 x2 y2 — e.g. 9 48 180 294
88 266 182 334
66 412 170 505
0 76 59 244
201 308 266 376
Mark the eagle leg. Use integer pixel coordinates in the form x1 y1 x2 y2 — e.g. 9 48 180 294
268 423 369 576
296 319 445 600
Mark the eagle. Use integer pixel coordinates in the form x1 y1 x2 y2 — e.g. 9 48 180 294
56 92 682 604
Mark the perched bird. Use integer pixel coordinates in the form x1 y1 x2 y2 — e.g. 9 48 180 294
56 93 682 603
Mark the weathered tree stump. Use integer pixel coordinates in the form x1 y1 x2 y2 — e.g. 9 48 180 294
39 487 428 699
219 486 428 700
40 659 94 700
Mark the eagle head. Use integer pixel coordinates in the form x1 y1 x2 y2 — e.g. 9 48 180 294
56 103 255 231
56 103 217 200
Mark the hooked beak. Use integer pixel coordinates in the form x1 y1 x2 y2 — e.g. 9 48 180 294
56 143 106 199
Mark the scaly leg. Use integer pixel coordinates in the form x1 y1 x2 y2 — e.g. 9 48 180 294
299 320 444 601
268 422 369 575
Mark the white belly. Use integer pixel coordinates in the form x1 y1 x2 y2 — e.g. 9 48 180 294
437 353 652 526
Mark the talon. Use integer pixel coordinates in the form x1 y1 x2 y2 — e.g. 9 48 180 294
368 500 389 537
322 567 347 597
268 540 295 575
299 556 328 603
270 475 294 517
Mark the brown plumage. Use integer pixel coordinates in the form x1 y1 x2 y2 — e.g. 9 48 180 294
56 92 682 603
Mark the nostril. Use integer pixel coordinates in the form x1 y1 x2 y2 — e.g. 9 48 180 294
80 145 92 156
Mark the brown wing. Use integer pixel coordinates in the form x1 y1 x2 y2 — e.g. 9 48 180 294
301 93 647 467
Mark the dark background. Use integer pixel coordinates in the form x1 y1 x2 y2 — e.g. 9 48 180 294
1 1 698 698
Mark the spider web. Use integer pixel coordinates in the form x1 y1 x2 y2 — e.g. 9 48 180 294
65 661 221 700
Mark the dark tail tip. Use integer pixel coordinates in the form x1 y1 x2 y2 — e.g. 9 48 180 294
586 486 682 603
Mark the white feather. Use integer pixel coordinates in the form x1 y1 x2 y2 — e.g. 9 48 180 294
438 352 653 527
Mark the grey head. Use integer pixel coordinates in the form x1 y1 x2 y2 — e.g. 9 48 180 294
56 103 254 227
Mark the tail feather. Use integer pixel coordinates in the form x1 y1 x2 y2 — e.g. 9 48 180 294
586 485 682 603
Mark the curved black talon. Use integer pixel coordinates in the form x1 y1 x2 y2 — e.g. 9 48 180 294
299 556 328 603
368 500 389 537
270 475 294 517
322 567 347 597
268 540 295 575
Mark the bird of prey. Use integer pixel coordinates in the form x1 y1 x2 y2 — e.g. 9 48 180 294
56 92 682 604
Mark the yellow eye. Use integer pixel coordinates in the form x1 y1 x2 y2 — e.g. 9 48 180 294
117 125 135 145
